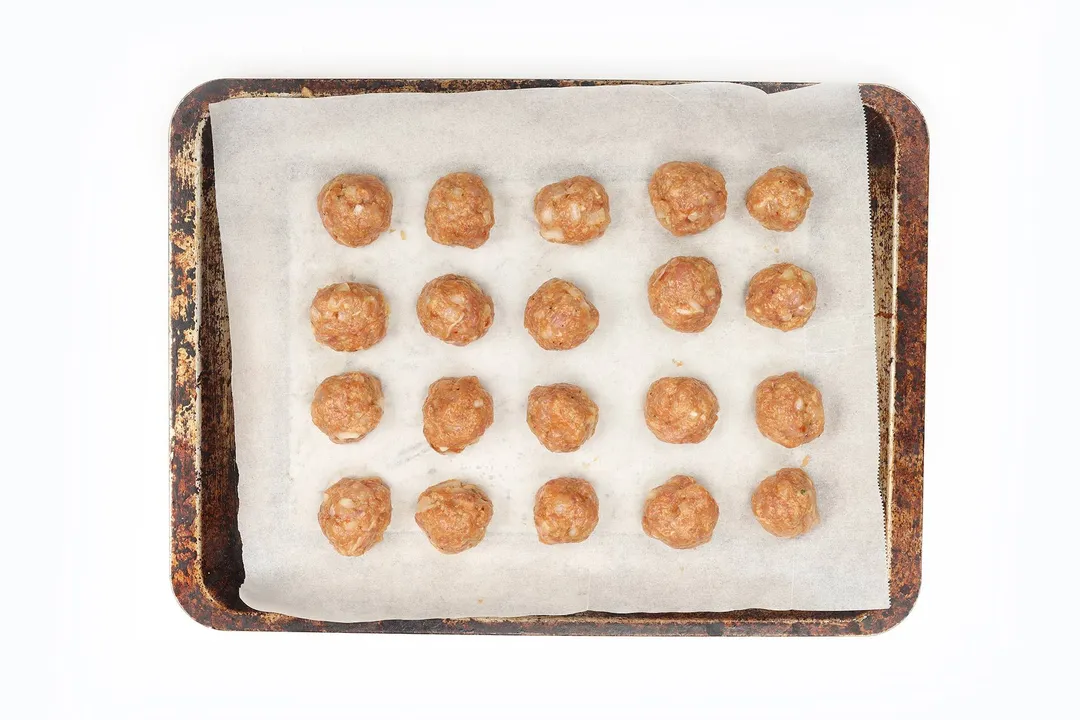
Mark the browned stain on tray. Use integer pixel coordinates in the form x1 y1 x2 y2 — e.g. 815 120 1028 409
170 80 926 635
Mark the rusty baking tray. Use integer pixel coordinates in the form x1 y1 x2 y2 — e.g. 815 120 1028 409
170 80 926 635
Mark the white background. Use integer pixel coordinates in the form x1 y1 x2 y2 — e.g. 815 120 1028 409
2 0 1075 717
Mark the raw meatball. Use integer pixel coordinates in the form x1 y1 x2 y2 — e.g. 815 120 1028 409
425 172 495 248
422 376 494 454
533 176 611 244
310 372 383 444
526 383 599 453
414 479 493 554
755 372 825 448
647 256 722 332
642 475 719 549
318 477 392 556
533 477 600 545
745 263 817 331
648 161 727 236
309 282 389 351
752 468 820 538
317 174 392 247
524 278 599 350
416 274 494 346
745 166 813 232
644 376 718 444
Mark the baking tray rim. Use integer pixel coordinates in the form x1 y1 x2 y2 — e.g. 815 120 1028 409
169 79 927 636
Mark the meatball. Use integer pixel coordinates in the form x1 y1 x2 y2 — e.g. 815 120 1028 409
309 282 389 351
310 372 383 444
755 372 825 448
648 161 727 236
751 468 820 538
317 174 392 247
415 274 494 346
745 166 813 232
647 256 722 332
533 176 611 244
526 383 599 453
422 376 494 454
745 263 817 331
318 477 392 556
644 376 718 444
523 278 599 350
641 475 719 549
533 477 600 545
424 172 495 248
414 479 493 554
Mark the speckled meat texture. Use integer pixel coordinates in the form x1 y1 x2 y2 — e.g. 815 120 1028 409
754 372 825 448
533 176 611 244
415 274 494 346
641 475 719 549
648 161 727 236
644 376 718 444
422 376 494 454
317 477 393 556
745 263 817 331
751 468 820 538
523 278 599 350
424 172 495 248
647 256 722 332
745 166 813 232
309 372 383 444
309 282 389 351
316 174 393 247
414 479 493 554
526 383 599 453
533 478 599 545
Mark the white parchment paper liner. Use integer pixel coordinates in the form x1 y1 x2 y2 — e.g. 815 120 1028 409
209 82 889 622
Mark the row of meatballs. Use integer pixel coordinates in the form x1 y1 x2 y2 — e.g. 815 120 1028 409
312 259 818 356
314 165 817 558
317 163 813 250
312 372 825 453
320 468 820 558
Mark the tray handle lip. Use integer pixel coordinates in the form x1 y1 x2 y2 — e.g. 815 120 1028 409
171 570 231 632
860 83 930 147
170 78 238 140
858 81 928 637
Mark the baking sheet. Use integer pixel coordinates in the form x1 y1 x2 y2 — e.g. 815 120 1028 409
209 82 889 622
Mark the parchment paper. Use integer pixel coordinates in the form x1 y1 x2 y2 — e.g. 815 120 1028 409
210 82 889 622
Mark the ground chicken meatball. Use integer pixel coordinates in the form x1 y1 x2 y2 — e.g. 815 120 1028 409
648 161 727 236
642 475 719 549
644 376 718 444
318 477 392 556
533 477 600 545
310 372 383 444
533 176 611 244
309 282 389 351
751 468 820 538
745 166 813 231
755 372 825 448
526 383 599 453
317 174 392 247
647 256 722 332
416 274 494 346
415 479 493 554
523 279 599 350
422 376 494 454
745 263 817 331
424 172 495 248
